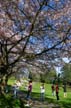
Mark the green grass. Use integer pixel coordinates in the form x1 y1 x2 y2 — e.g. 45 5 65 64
34 82 70 97
7 79 71 108
8 77 16 85
32 82 71 108
0 94 20 108
20 81 71 107
32 82 71 101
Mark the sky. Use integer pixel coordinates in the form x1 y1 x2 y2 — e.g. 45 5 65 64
62 57 70 63
55 57 70 73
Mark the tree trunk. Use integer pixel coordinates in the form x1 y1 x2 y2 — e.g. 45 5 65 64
0 76 9 95
5 76 8 85
0 78 5 95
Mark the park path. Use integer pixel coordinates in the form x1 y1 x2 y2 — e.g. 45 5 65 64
24 100 60 108
17 91 60 108
31 101 58 108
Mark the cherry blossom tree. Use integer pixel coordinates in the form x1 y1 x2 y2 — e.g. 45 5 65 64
0 0 71 93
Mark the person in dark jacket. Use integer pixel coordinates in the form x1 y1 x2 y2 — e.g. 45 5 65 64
26 80 32 99
55 83 59 100
25 80 33 107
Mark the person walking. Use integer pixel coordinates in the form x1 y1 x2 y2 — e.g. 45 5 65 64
40 83 45 101
51 84 55 96
13 83 18 98
55 83 59 100
63 83 67 98
26 80 32 100
25 80 33 107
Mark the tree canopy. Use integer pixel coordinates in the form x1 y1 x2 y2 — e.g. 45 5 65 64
0 0 71 89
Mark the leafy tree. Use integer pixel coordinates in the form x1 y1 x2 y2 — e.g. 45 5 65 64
61 63 71 83
46 69 57 83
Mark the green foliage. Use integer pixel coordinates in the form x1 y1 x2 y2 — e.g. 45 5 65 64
0 94 20 108
40 70 57 83
28 69 57 83
61 63 71 82
8 77 16 84
32 82 71 108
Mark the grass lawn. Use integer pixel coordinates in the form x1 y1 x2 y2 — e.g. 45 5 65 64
7 78 71 108
32 82 71 108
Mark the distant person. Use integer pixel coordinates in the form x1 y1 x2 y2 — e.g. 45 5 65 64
13 83 19 98
55 83 59 100
40 83 45 101
26 80 32 100
13 80 21 98
63 83 67 97
51 84 55 96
